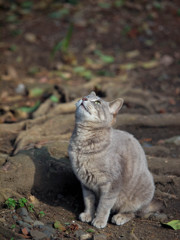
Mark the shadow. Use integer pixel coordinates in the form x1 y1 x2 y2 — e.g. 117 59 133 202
16 147 83 216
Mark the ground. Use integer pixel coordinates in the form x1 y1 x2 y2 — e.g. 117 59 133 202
0 0 180 239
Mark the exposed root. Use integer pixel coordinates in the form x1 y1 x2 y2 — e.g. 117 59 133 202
116 113 180 127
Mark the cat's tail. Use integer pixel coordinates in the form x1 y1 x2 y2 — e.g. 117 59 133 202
146 199 162 213
137 199 163 217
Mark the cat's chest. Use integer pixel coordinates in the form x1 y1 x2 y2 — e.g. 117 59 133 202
70 148 107 190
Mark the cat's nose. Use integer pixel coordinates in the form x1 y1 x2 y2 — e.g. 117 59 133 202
82 97 88 101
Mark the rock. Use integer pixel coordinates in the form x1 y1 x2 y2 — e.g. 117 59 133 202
0 217 6 223
16 220 32 229
80 234 92 240
160 55 174 66
164 136 180 146
75 230 92 240
22 215 33 223
17 207 28 217
16 208 33 223
33 220 44 227
30 229 48 240
12 215 18 220
150 213 168 222
15 84 26 95
93 234 107 240
75 230 86 238
42 225 56 237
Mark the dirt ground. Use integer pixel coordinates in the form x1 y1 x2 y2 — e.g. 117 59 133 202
0 0 180 239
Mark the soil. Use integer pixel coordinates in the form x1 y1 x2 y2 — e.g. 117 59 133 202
0 0 180 239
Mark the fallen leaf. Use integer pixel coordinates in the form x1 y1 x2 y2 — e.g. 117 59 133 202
69 223 79 231
29 87 44 97
22 227 29 236
140 138 152 142
24 33 37 43
120 63 137 70
50 95 59 103
162 220 180 230
18 101 41 113
54 221 66 232
126 50 140 59
49 8 69 19
95 50 114 64
128 28 139 38
86 228 95 233
139 60 159 69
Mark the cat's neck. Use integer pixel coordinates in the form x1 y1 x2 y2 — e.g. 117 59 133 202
72 123 111 153
74 123 111 138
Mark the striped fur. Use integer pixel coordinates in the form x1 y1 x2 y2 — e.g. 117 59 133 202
68 92 155 228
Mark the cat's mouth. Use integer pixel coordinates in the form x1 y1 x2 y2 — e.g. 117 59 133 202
80 102 91 115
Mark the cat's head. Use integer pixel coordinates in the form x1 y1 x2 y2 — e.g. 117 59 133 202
75 91 123 127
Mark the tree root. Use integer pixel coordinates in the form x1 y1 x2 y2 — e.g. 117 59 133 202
116 113 180 127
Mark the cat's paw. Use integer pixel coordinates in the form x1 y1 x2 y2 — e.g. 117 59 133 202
92 217 107 229
79 212 92 223
111 213 134 226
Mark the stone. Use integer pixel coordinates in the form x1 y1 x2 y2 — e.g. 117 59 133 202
75 230 92 240
22 215 33 223
30 229 48 240
80 233 92 240
16 220 32 229
165 136 180 146
0 217 6 223
150 213 168 222
12 215 18 220
93 234 107 240
17 207 28 217
42 225 56 237
33 220 44 227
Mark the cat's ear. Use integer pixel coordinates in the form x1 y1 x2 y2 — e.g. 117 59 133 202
90 91 96 96
109 98 124 115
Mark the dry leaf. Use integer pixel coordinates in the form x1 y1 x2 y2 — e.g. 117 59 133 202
140 60 159 69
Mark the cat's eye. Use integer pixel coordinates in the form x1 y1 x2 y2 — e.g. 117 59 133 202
94 100 101 104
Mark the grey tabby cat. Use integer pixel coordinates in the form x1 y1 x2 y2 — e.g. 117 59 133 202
68 91 155 229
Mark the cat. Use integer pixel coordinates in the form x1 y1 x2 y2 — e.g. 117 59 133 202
68 91 155 229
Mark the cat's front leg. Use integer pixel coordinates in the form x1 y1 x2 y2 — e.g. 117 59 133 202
92 183 117 229
79 185 95 223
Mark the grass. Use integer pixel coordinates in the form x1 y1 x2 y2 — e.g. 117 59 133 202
5 197 34 212
51 22 74 60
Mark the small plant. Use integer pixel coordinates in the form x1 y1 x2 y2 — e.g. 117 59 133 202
153 1 163 10
94 50 114 64
177 9 180 16
51 22 74 60
9 44 17 52
121 25 132 36
114 0 125 7
5 197 34 212
11 224 16 229
5 198 17 209
28 203 34 212
18 197 27 208
73 66 93 80
39 211 45 218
